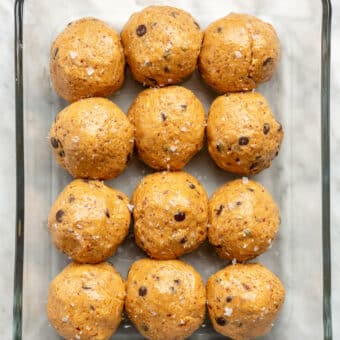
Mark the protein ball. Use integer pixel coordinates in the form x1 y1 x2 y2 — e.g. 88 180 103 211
121 6 203 87
126 258 206 340
131 171 208 259
207 263 285 340
48 179 130 263
198 13 280 93
47 262 125 340
50 17 125 102
49 97 134 179
207 92 283 175
208 179 280 262
128 86 206 170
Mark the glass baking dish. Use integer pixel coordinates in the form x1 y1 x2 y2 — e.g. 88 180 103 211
13 0 332 339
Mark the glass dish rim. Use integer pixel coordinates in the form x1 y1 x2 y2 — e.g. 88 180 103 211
12 0 333 339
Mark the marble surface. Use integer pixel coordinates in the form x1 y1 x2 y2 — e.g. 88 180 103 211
0 0 339 339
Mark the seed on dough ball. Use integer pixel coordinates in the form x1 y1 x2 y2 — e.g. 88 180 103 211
48 179 130 263
207 263 285 339
207 91 283 175
128 86 206 171
49 97 134 179
208 179 280 262
121 6 203 87
131 171 208 259
125 259 206 340
50 17 125 102
198 13 280 93
47 262 125 340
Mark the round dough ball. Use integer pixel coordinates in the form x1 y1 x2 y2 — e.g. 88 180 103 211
50 17 125 102
121 6 203 87
47 262 125 340
49 97 134 179
208 179 280 262
207 92 283 175
126 258 206 340
207 263 285 340
128 86 206 170
131 171 208 259
198 13 280 93
48 179 130 263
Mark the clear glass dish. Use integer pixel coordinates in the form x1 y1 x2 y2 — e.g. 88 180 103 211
14 0 332 339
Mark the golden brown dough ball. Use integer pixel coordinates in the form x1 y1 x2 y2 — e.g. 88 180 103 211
208 179 280 262
49 97 134 179
126 258 206 340
47 262 125 340
50 17 125 102
121 6 203 87
131 171 208 259
128 86 206 170
207 92 283 175
207 263 285 340
48 179 130 263
198 13 280 93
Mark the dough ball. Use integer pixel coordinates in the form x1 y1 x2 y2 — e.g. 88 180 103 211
121 6 203 87
47 262 125 340
131 171 208 259
207 92 283 175
126 258 206 340
198 13 280 93
128 86 206 170
49 97 134 179
50 17 125 102
48 179 130 263
207 263 285 340
208 179 280 262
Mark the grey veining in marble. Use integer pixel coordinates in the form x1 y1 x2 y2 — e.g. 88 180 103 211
0 0 339 339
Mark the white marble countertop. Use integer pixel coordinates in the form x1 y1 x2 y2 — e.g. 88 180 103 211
0 0 339 339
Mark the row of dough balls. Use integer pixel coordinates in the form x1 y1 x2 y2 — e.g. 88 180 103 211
48 172 280 263
50 6 280 102
49 89 283 179
47 260 285 340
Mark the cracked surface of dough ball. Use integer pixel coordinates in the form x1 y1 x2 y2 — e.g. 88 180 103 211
48 179 130 263
47 262 125 340
121 6 203 87
207 263 285 340
207 92 283 175
126 258 206 340
131 172 208 259
128 86 206 170
198 13 280 93
208 179 280 262
49 97 134 179
50 17 125 102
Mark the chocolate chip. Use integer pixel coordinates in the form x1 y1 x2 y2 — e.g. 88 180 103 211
263 57 273 66
82 285 92 290
226 296 233 303
164 66 170 73
194 21 200 29
188 183 195 189
216 317 227 326
216 205 224 216
56 210 64 222
142 324 149 332
105 209 110 218
147 77 157 86
249 163 258 170
180 237 187 244
58 150 65 157
236 201 242 206
117 195 123 200
235 158 240 163
68 194 75 203
50 137 59 148
174 212 185 221
166 313 172 317
89 304 95 311
242 283 251 291
136 24 147 37
180 104 187 110
53 47 59 59
139 286 147 297
247 188 254 192
275 151 279 156
238 137 249 146
216 143 223 152
217 27 222 33
278 123 283 132
161 112 167 121
169 286 176 293
174 279 180 284
263 123 270 135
